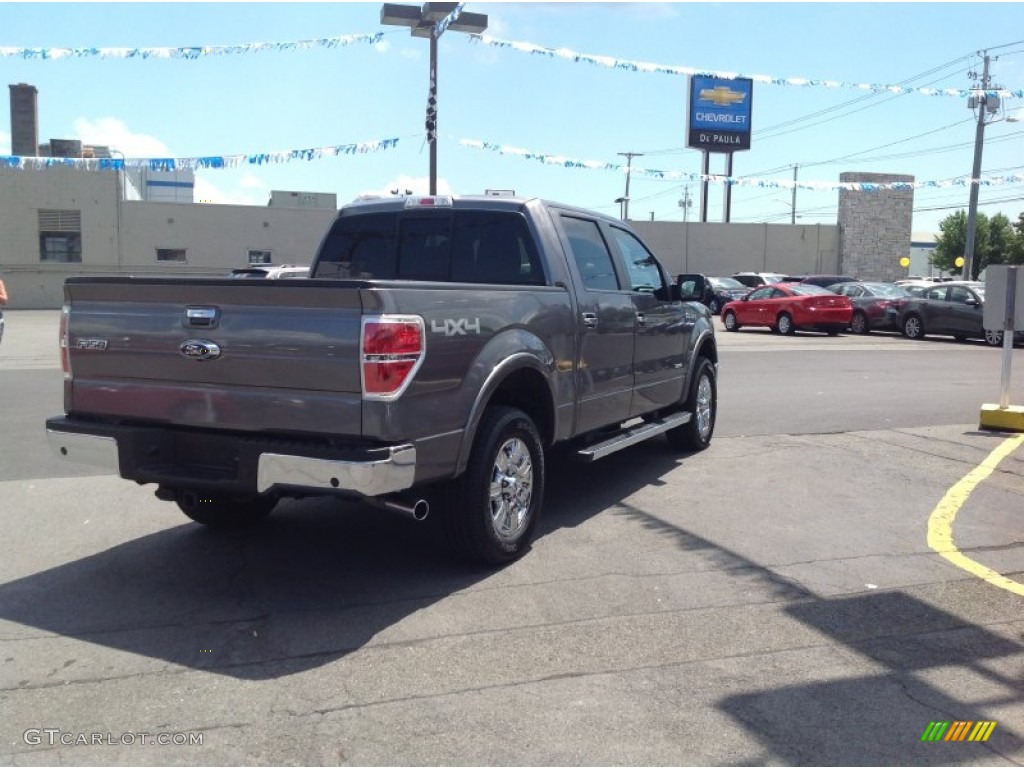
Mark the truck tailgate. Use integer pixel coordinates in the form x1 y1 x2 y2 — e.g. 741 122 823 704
63 278 365 437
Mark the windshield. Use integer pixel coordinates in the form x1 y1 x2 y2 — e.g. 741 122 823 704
710 277 745 289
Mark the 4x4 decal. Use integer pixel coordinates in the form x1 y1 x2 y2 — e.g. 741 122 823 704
431 318 481 336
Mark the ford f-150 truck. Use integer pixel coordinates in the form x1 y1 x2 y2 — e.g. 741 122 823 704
47 195 718 564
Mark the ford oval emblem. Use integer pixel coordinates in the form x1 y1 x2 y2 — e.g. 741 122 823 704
179 339 222 361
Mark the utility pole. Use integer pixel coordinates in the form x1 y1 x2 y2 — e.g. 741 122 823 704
963 52 1000 280
791 165 798 224
679 186 692 223
618 151 643 221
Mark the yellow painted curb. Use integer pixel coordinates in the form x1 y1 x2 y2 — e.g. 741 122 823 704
979 404 1024 433
926 434 1024 597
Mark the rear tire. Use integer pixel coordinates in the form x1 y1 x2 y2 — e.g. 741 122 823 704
446 406 544 566
666 357 716 452
777 313 795 335
850 312 869 335
175 491 276 528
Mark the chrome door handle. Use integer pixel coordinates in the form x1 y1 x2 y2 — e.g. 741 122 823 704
635 312 646 326
582 312 598 329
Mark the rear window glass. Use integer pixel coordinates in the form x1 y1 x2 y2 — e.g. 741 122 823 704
789 285 832 296
313 210 545 285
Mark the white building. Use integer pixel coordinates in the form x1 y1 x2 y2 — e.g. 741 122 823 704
0 165 337 308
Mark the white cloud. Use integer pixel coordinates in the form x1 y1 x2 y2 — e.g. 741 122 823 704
239 173 268 190
71 117 171 157
193 174 268 206
356 174 452 200
374 39 391 54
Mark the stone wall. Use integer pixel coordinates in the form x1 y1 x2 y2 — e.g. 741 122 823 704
837 172 914 281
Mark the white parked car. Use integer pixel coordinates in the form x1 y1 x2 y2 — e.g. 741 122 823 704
228 265 310 280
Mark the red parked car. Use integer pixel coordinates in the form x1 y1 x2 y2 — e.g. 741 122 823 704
721 283 853 335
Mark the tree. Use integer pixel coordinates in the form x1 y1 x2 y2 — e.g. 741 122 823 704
1010 212 1024 265
931 210 1024 279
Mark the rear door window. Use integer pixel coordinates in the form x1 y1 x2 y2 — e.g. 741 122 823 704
562 216 621 291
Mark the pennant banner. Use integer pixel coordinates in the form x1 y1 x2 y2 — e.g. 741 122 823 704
0 138 400 171
469 35 1024 100
0 32 383 61
457 139 1024 191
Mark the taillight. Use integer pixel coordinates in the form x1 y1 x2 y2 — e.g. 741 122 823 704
59 304 71 380
361 315 425 400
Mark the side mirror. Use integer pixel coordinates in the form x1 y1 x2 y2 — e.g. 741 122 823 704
677 274 709 303
965 298 979 307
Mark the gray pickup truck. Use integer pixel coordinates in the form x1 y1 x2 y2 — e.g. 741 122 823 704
47 195 718 564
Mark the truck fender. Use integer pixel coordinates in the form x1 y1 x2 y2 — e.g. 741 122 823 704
453 330 558 477
686 327 718 384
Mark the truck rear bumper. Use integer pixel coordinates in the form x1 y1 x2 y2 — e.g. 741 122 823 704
46 417 416 498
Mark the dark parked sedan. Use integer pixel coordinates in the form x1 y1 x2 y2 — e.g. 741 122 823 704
827 281 910 334
897 281 1024 346
706 276 751 315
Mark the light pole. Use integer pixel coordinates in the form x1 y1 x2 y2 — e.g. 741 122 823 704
381 2 487 195
614 197 627 221
109 148 125 270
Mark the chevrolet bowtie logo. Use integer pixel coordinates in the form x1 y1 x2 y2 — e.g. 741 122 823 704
699 86 746 107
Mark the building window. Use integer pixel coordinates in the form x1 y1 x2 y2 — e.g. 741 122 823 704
38 209 82 263
156 248 187 263
248 249 273 265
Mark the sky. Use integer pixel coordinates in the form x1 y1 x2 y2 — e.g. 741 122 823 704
1 1 1022 237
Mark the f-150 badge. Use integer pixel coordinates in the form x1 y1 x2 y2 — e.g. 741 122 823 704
431 318 481 336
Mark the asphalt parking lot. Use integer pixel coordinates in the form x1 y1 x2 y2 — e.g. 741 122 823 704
1 310 1022 766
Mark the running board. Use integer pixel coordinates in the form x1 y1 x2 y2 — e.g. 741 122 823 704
576 411 692 462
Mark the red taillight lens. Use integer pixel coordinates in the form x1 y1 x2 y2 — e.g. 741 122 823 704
361 316 425 400
59 304 71 379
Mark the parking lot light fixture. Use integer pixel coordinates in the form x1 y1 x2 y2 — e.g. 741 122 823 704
380 2 488 195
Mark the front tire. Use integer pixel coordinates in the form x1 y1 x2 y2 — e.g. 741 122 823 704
709 298 721 315
175 490 276 529
723 310 741 332
902 314 925 340
447 406 544 566
666 357 716 452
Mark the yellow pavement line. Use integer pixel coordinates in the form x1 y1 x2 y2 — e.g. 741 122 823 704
927 434 1024 596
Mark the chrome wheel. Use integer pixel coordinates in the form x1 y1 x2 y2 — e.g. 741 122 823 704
489 437 534 544
723 311 739 332
903 315 924 339
850 312 868 334
777 313 794 335
695 372 713 442
984 328 1003 347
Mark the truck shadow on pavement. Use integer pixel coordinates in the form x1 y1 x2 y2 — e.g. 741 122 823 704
719 590 1024 766
0 440 695 682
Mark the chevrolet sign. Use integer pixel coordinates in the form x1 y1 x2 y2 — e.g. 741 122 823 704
688 75 753 152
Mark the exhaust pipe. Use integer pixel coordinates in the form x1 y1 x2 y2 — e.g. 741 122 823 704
369 495 430 522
